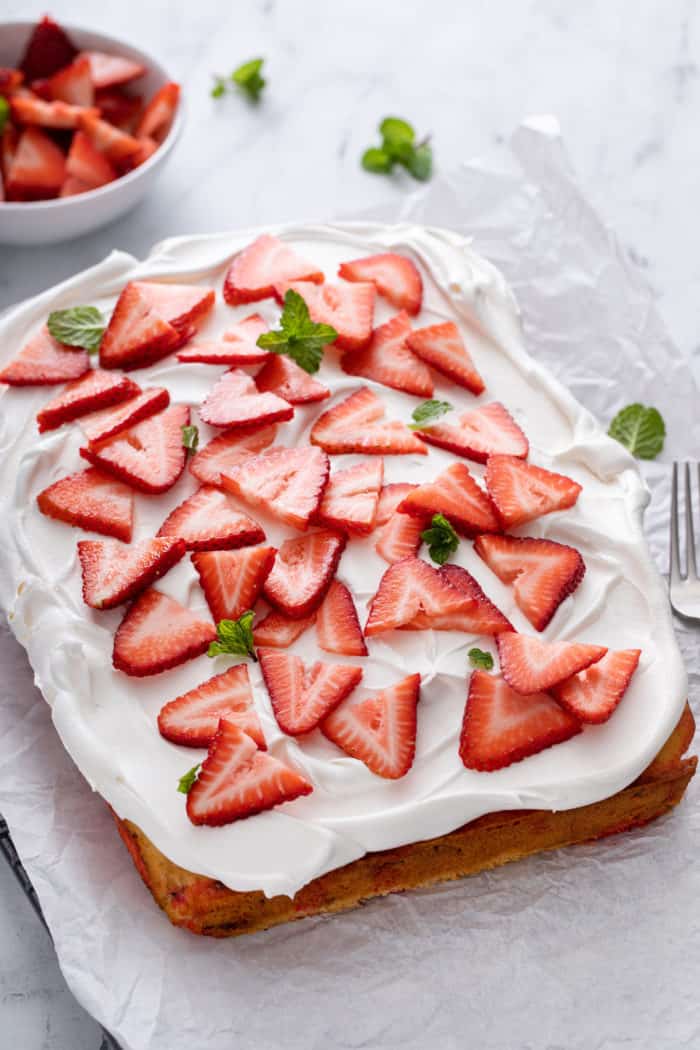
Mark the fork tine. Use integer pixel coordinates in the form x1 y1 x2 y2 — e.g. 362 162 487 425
670 461 682 581
686 462 699 580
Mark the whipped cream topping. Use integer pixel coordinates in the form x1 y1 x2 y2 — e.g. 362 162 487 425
0 224 687 898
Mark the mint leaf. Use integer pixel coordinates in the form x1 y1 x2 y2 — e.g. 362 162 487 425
208 610 257 660
362 117 433 181
0 96 9 136
181 424 199 454
421 513 459 566
257 289 338 374
211 76 227 99
409 399 453 430
47 306 105 352
362 147 393 174
608 403 665 460
379 117 415 147
469 648 494 671
405 141 432 181
178 763 201 794
232 58 265 101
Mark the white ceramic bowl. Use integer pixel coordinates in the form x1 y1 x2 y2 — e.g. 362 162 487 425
0 22 183 246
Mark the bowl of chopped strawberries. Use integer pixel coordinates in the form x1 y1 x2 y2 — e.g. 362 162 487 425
0 15 182 245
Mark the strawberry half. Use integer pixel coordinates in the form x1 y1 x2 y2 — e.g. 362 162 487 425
46 54 94 106
78 113 141 165
276 280 375 351
338 253 423 315
157 485 265 551
374 483 425 564
341 311 433 397
310 387 427 456
11 96 99 130
59 175 91 198
496 632 607 694
0 326 89 385
99 283 181 370
136 82 180 141
93 88 143 131
459 671 582 772
158 664 265 749
259 648 363 735
37 467 134 541
20 16 78 80
223 234 324 305
113 589 216 677
474 534 585 631
36 369 138 432
134 281 215 336
65 130 116 189
406 321 485 395
263 529 346 619
551 648 641 724
192 546 276 622
199 369 293 429
398 462 500 536
177 314 268 365
315 459 384 534
316 579 367 656
189 424 277 487
417 401 528 464
83 50 146 90
79 387 170 444
321 673 420 779
186 719 312 827
221 446 330 530
485 455 582 529
255 354 330 404
253 609 316 648
80 403 190 494
6 127 66 199
77 536 185 609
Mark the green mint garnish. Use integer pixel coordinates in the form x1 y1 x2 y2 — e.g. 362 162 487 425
257 289 337 374
232 58 266 100
608 403 666 460
178 763 201 794
181 424 199 454
469 648 494 671
47 306 105 352
421 513 460 566
211 77 227 98
0 96 9 136
208 610 257 661
361 117 433 182
409 399 453 430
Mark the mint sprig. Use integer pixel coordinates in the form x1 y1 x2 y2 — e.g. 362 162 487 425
409 399 453 430
208 611 257 661
469 648 494 671
178 763 201 794
47 306 105 352
257 289 338 374
181 424 199 454
361 117 433 182
608 404 665 460
421 513 459 566
212 58 266 101
0 96 9 136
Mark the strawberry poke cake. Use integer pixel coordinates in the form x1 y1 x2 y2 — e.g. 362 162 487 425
0 224 694 937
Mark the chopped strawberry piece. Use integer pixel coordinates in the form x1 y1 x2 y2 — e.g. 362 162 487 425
496 632 607 694
0 69 24 95
417 401 528 464
310 386 427 456
20 16 78 81
157 485 265 551
485 455 582 529
259 648 363 735
79 387 169 443
158 664 265 749
398 462 499 536
199 369 293 429
59 174 91 198
406 321 485 395
192 546 276 622
189 424 277 487
78 112 141 164
551 648 641 724
134 281 215 335
37 467 134 541
135 81 180 141
122 134 158 170
276 280 375 351
338 253 423 315
223 234 324 306
186 719 312 827
1 124 19 183
322 673 420 779
99 283 181 370
0 325 88 386
94 88 143 130
82 50 146 90
80 403 190 494
263 529 346 619
315 459 383 534
316 579 367 656
5 127 66 199
11 96 99 129
66 129 116 188
374 483 425 564
113 588 216 677
255 354 330 404
221 445 330 531
253 609 316 648
459 671 581 772
77 536 185 609
36 369 138 431
178 314 268 365
341 311 433 397
46 54 94 106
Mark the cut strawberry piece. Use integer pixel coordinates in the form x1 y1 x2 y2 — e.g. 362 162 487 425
94 88 143 130
253 609 316 648
341 311 433 397
406 321 485 395
36 369 138 432
338 253 423 315
46 54 94 106
158 664 265 749
315 459 383 534
5 127 66 199
37 467 133 541
417 402 528 464
551 648 641 724
474 534 585 631
11 96 98 129
186 719 312 827
79 386 169 443
80 403 190 494
398 462 499 537
99 283 181 370
178 314 268 365
65 129 116 188
189 424 277 487
255 354 330 404
259 648 363 735
223 234 324 306
113 589 215 677
199 369 293 429
374 483 425 564
135 82 180 141
221 446 330 530
20 16 78 80
192 546 276 622
276 280 375 351
316 579 367 656
459 671 582 772
157 485 265 551
497 632 607 694
310 387 427 456
78 112 141 164
134 281 215 335
321 673 420 779
82 50 146 90
77 536 185 609
0 68 24 95
263 529 346 619
59 174 91 198
0 326 89 386
485 455 582 529
124 134 158 169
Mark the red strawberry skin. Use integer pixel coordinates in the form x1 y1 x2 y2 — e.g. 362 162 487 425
253 609 316 648
20 16 78 80
157 485 265 552
113 589 216 677
277 280 376 352
310 386 427 456
255 354 330 404
398 462 500 536
551 648 641 724
341 311 433 398
374 483 425 566
496 632 608 695
263 529 346 619
406 321 485 395
158 664 265 749
316 579 368 656
199 369 294 429
77 537 186 610
221 446 330 531
79 387 170 444
315 459 383 535
417 402 528 464
223 234 324 305
80 404 190 495
1 326 89 386
37 467 134 541
259 648 363 735
37 370 138 432
338 253 423 315
192 546 276 623
485 455 582 529
189 424 277 488
99 282 181 371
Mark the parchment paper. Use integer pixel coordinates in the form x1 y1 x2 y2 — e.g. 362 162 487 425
1 117 698 1050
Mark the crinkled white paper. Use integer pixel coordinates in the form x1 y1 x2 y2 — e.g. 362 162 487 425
1 118 698 1050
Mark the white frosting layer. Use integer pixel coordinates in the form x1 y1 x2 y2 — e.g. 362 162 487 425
0 223 687 898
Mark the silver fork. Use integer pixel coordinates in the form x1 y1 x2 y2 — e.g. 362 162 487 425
669 462 700 619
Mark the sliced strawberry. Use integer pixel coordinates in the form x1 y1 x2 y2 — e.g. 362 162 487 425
485 455 582 529
37 369 138 432
5 127 66 199
189 424 277 487
316 579 367 656
79 386 169 443
263 529 346 619
80 403 190 495
338 253 422 315
94 88 143 131
82 51 146 90
321 673 420 779
255 354 330 404
65 129 116 188
134 281 215 335
78 112 141 164
0 326 88 386
10 96 98 129
223 234 324 305
186 719 312 827
20 16 77 81
192 546 276 622
77 536 185 609
46 54 94 106
59 175 91 198
253 609 316 648
0 68 24 95
199 369 293 429
374 483 426 564
315 459 383 535
158 664 265 749
113 588 216 677
417 402 528 464
157 485 265 551
551 648 641 724
178 314 268 365
259 648 363 735
310 387 427 456
459 671 581 772
474 534 585 631
221 445 329 530
99 283 181 370
406 321 485 395
497 632 607 694
276 280 375 351
37 467 133 541
135 82 180 141
398 462 499 536
341 311 433 397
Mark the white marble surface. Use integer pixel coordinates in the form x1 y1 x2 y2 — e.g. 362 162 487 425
1 1 699 1046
